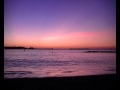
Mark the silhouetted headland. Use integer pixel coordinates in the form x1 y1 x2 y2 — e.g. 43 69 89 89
4 46 34 49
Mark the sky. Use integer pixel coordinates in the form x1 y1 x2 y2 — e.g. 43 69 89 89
4 0 116 49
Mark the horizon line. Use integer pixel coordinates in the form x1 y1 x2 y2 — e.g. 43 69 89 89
4 46 116 50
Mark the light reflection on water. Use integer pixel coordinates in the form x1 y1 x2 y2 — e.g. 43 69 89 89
4 50 116 78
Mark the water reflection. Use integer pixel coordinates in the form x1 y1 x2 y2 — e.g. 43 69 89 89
4 50 116 78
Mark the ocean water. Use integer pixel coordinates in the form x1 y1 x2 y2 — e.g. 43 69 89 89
4 49 116 78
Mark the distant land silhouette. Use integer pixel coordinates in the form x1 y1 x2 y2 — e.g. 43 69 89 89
4 46 34 49
69 48 89 50
4 46 116 50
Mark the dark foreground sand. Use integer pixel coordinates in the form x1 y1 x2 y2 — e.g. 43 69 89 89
4 74 116 90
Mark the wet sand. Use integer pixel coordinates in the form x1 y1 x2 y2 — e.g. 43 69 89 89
4 74 116 90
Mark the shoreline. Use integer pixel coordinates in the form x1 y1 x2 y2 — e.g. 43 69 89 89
4 74 116 90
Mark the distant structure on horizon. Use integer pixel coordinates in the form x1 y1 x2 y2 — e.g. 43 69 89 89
29 46 34 49
4 46 34 49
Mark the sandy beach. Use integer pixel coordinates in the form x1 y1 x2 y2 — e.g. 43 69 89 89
4 74 116 90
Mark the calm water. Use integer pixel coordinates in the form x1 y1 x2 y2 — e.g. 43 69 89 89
4 49 116 78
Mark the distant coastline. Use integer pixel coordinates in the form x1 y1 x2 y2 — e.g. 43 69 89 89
69 48 89 50
4 46 116 50
4 46 34 49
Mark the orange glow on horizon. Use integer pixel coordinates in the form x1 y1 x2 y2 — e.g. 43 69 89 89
4 30 116 49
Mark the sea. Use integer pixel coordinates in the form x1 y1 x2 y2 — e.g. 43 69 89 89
4 49 116 78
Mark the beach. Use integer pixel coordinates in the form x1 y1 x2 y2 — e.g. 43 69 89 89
4 74 116 90
4 50 116 90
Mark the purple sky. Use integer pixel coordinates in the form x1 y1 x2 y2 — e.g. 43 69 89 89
4 0 116 49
